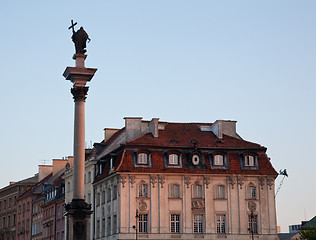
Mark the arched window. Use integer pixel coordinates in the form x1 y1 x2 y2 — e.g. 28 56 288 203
168 154 179 165
215 185 225 199
137 153 148 164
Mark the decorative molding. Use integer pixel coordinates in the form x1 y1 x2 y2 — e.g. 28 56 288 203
258 177 265 190
184 176 191 188
129 176 135 188
120 176 127 188
158 176 165 188
203 176 210 189
237 177 244 189
267 178 274 190
71 86 89 102
150 176 157 188
139 199 147 211
228 177 236 189
191 199 205 209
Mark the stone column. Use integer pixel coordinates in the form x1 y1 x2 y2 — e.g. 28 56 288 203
63 54 97 240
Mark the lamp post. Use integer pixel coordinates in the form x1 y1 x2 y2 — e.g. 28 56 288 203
132 209 139 240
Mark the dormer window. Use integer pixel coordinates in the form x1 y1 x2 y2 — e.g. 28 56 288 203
138 153 148 164
245 155 255 166
214 155 224 166
169 154 179 165
134 150 152 168
210 152 228 169
240 153 258 169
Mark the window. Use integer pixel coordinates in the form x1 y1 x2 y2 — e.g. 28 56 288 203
8 215 10 227
214 155 224 166
102 191 106 204
107 188 111 202
88 172 91 183
245 155 255 166
9 198 12 208
4 200 6 209
107 216 111 236
96 193 101 206
87 193 91 205
139 184 148 198
193 215 203 233
139 214 148 233
113 186 117 200
113 215 117 234
192 185 203 198
169 184 180 198
102 218 106 237
248 215 258 234
96 220 100 238
169 154 179 165
170 214 180 233
216 215 226 234
137 153 148 164
247 185 257 200
215 185 225 199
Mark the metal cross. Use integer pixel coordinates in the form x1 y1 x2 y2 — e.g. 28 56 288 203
68 20 77 33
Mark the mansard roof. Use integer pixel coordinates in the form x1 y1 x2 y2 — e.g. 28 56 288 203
93 120 278 184
125 122 264 150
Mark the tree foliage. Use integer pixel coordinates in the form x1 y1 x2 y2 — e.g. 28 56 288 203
299 226 316 240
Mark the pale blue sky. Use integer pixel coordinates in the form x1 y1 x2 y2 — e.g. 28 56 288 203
1 0 315 233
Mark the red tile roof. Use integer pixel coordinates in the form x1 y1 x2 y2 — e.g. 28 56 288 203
93 122 277 183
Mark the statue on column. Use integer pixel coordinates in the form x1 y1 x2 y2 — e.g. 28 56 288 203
68 20 91 54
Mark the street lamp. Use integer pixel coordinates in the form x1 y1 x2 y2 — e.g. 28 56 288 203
132 209 139 240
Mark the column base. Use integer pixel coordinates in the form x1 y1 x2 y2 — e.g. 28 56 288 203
65 199 93 240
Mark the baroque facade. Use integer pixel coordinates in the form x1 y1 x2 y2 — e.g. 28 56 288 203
86 117 278 240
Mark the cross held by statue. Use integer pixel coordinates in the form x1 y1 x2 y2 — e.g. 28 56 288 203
68 20 77 33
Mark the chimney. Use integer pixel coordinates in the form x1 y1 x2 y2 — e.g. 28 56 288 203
52 159 69 175
124 117 143 142
104 128 120 142
149 118 159 138
211 120 239 139
38 165 53 182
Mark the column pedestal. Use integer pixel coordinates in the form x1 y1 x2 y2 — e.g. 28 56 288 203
65 199 92 240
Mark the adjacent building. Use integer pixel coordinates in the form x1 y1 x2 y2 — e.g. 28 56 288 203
88 117 278 240
0 175 38 240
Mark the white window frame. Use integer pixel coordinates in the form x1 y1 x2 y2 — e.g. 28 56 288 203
214 155 224 166
193 214 203 233
247 185 257 200
139 214 148 233
170 214 180 233
138 184 148 198
215 185 225 199
216 215 226 234
168 154 179 165
248 214 258 234
137 153 148 164
192 185 203 198
245 155 255 167
169 184 180 198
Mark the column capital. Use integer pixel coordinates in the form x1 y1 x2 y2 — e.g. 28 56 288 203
71 87 89 102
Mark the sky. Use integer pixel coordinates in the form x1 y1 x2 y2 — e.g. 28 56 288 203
1 0 315 233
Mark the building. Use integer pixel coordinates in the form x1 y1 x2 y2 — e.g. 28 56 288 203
89 117 278 239
0 175 38 240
